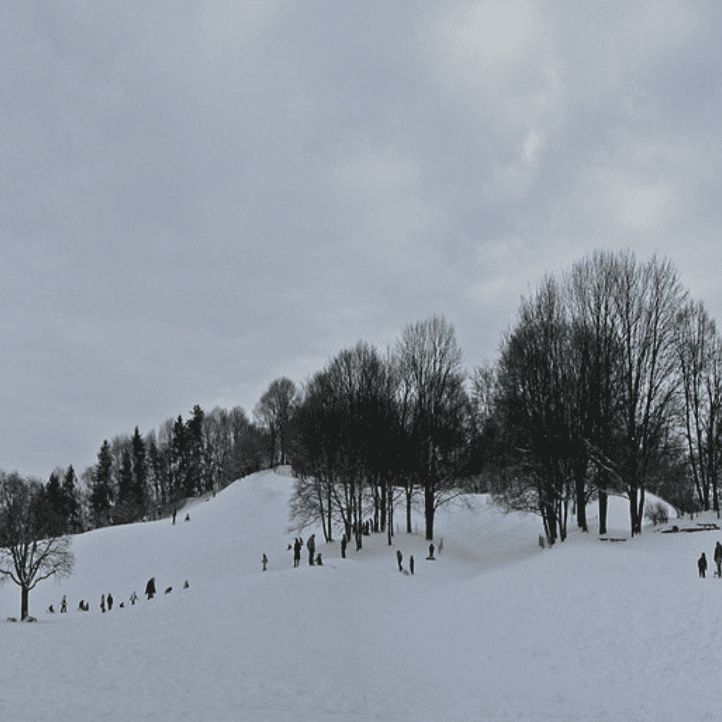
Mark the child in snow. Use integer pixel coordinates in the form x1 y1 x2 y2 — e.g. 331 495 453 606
60 595 67 613
698 552 708 578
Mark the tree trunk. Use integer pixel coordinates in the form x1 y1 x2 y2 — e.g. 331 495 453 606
598 488 608 535
575 471 588 532
21 585 29 621
424 485 435 541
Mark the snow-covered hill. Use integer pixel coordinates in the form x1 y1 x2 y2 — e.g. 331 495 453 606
1 470 720 721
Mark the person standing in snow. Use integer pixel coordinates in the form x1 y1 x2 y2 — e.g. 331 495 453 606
698 552 708 578
396 550 403 572
409 555 415 575
341 534 347 559
714 542 722 578
293 538 301 568
307 534 316 566
262 553 268 571
100 594 106 613
107 593 113 611
60 595 67 613
145 577 156 599
130 591 138 605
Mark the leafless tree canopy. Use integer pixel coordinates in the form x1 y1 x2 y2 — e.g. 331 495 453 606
0 472 74 620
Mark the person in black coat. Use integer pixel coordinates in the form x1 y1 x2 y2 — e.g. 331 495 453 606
396 550 403 572
341 535 347 559
293 538 302 568
307 534 316 566
145 577 157 599
698 552 708 578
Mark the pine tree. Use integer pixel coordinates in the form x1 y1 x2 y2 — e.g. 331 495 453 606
90 440 114 527
131 427 148 515
61 465 82 533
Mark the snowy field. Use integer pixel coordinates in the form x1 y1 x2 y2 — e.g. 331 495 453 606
2 468 720 722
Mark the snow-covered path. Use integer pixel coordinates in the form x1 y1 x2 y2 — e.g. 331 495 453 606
1 470 719 721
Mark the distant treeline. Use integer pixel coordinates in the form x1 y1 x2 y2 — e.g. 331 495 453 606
4 249 717 545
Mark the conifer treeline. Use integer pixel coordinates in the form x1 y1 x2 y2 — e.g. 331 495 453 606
39 405 269 533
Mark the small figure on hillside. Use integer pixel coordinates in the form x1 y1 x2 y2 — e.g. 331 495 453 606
184 513 190 522
538 534 546 549
130 591 138 605
262 553 268 571
307 534 316 566
714 542 722 578
698 552 708 578
396 549 403 572
341 534 347 559
107 593 113 611
60 595 67 614
409 555 415 575
439 538 444 554
145 577 156 600
316 553 323 566
183 580 189 589
172 508 177 525
293 538 302 568
78 600 86 612
100 594 106 613
428 543 435 560
47 604 55 614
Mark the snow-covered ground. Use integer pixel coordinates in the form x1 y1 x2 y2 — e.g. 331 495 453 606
1 469 719 721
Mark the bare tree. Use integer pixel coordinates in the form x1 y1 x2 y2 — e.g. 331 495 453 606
254 378 299 467
0 472 74 620
609 252 686 535
396 316 468 541
675 300 722 515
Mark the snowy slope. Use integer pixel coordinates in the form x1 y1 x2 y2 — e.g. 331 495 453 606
1 470 720 722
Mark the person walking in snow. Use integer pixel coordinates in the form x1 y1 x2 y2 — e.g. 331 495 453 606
714 542 722 578
293 538 301 568
60 595 67 613
262 553 268 571
698 552 708 578
100 594 106 613
341 534 347 559
107 593 113 611
307 534 316 566
396 549 403 572
130 591 138 605
145 577 156 600
409 555 415 575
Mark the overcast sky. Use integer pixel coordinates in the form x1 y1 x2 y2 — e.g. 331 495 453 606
2 0 721 479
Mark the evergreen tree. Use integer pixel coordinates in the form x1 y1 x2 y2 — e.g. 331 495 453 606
61 465 82 533
45 470 65 535
131 427 148 514
90 440 114 527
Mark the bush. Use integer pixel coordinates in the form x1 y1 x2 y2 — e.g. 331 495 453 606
645 502 669 526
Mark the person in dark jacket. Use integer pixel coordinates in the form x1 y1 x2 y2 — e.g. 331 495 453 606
145 577 157 599
714 542 722 578
396 549 403 572
409 555 415 575
293 538 301 568
307 534 316 566
107 593 113 611
698 552 708 578
341 534 347 559
100 594 106 613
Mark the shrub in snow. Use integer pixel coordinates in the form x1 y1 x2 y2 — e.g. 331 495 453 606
645 502 669 526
